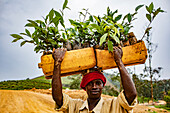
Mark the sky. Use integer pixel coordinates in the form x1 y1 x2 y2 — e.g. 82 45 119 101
0 0 170 81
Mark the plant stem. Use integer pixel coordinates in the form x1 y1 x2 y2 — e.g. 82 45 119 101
141 19 153 40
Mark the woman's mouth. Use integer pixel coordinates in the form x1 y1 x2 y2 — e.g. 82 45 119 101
91 90 100 94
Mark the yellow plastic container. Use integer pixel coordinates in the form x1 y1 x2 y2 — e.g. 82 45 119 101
96 41 147 70
38 47 96 78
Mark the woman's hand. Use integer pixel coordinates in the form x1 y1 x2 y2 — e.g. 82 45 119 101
113 46 123 64
52 48 67 63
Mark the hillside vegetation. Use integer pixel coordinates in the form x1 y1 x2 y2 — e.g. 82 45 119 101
0 79 51 90
0 75 80 90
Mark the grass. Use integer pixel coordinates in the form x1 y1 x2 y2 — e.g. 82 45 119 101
0 75 76 90
32 75 51 83
0 79 51 90
33 75 77 85
154 105 170 112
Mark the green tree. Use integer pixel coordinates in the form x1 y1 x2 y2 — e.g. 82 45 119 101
68 74 82 89
140 2 165 103
111 68 134 92
102 86 118 96
143 31 164 102
164 90 170 107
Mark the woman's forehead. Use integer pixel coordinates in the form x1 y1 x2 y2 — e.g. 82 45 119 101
90 79 102 82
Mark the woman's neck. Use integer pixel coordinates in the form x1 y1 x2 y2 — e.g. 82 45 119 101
87 97 101 111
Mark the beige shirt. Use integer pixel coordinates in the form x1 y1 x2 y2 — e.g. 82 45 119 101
55 91 137 113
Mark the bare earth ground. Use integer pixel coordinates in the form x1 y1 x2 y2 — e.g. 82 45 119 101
0 89 169 113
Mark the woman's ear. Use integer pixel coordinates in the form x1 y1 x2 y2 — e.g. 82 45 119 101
85 87 87 91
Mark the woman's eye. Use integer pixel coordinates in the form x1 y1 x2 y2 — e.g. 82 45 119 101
96 81 101 85
87 82 92 86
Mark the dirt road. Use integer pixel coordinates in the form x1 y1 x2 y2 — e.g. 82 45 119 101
0 90 169 113
0 90 56 113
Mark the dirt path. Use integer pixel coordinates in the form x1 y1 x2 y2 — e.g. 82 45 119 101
0 90 56 113
0 90 169 113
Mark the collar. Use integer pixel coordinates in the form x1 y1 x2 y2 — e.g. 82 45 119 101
79 97 104 113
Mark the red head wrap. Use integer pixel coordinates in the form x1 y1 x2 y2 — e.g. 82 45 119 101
80 71 106 90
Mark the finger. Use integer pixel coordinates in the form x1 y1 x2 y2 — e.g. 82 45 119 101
115 46 118 49
61 53 66 59
64 48 67 53
113 47 116 51
118 45 122 48
114 46 119 51
115 46 121 51
57 48 60 52
52 48 55 53
118 46 123 53
118 45 122 51
120 48 123 53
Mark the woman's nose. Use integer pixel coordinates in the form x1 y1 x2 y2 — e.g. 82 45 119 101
92 83 97 89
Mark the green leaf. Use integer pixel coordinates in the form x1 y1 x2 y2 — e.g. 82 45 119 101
100 33 108 46
114 15 122 22
20 33 27 35
123 14 128 20
114 27 119 36
54 10 62 17
20 41 26 47
153 8 160 18
89 15 93 22
34 45 41 53
59 9 64 16
107 7 110 16
149 2 154 13
117 23 124 32
124 26 130 35
107 40 113 52
110 33 120 44
35 20 44 24
69 19 75 25
62 32 66 39
153 7 165 18
69 19 81 27
145 27 152 34
159 9 165 13
146 14 152 22
135 4 144 12
98 16 101 21
49 9 54 21
112 10 118 16
25 23 34 27
33 37 39 44
62 0 68 10
45 15 48 24
52 16 61 26
93 15 100 23
127 13 132 23
10 34 24 39
145 6 150 13
25 29 31 37
132 12 137 17
79 12 85 16
27 40 34 44
104 26 109 32
12 38 20 43
60 17 65 28
66 6 71 10
27 20 38 27
90 24 100 31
